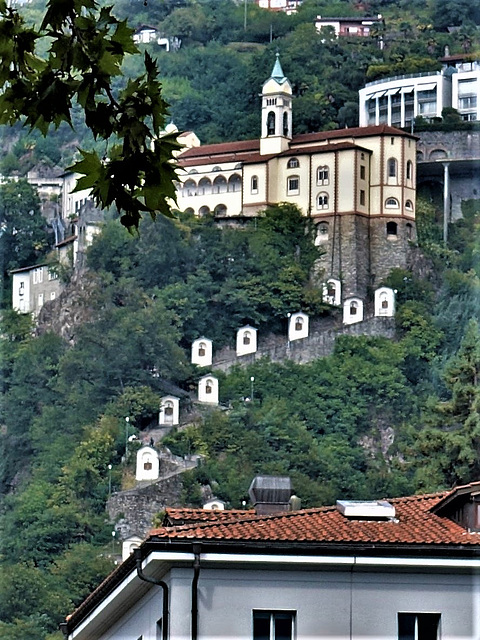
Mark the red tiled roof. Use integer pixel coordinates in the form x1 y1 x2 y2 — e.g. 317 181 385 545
178 126 412 167
150 492 480 547
163 507 253 526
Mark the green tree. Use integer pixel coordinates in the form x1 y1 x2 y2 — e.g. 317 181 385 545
413 320 480 490
0 180 50 295
0 0 180 228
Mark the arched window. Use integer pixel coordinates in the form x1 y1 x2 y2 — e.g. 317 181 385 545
315 221 329 244
199 206 210 216
198 177 212 195
387 221 398 236
188 169 198 174
184 179 196 196
164 402 174 416
385 197 399 208
228 174 242 192
350 301 358 315
212 166 222 172
267 111 275 136
406 222 413 239
287 176 300 195
251 175 258 194
406 160 413 180
381 295 388 309
317 166 329 185
327 281 336 298
213 175 227 194
205 380 213 394
214 204 227 216
287 157 299 169
234 163 242 170
405 200 414 212
243 331 251 345
184 207 195 215
317 193 328 209
388 158 397 178
198 342 206 357
283 111 289 136
295 317 303 331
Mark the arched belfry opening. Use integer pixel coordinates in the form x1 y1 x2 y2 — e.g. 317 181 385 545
260 53 292 156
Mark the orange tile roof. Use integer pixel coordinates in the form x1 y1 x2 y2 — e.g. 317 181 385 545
163 507 253 526
150 492 480 547
178 126 412 168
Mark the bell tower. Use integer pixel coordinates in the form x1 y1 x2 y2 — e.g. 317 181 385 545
260 54 292 156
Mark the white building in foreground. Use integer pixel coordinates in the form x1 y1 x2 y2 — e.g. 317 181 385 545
63 479 480 640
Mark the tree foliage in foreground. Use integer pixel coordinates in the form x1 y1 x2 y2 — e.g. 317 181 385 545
0 0 180 229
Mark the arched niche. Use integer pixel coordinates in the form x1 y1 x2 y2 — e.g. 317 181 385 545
323 278 341 306
198 375 219 405
135 445 159 481
343 297 364 325
288 312 309 341
159 395 180 426
192 338 213 367
374 287 395 318
236 325 258 356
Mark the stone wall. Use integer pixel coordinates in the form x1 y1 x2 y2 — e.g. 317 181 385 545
212 315 396 373
107 473 184 539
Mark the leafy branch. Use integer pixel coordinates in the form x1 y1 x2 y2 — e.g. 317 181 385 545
0 0 181 229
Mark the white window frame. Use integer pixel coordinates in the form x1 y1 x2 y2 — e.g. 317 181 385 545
385 197 399 209
287 176 300 195
317 166 329 185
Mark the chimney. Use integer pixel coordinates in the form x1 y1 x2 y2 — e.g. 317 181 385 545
248 476 294 515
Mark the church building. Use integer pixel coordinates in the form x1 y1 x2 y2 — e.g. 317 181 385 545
176 55 417 298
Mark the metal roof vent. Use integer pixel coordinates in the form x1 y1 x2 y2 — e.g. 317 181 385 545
336 500 395 519
249 476 293 515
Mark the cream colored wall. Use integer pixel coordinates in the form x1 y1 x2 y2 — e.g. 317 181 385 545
337 150 356 212
177 162 243 216
242 163 268 209
312 151 335 216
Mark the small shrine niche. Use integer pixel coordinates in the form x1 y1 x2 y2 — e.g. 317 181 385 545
374 286 395 318
121 535 143 561
343 297 364 325
322 278 341 306
198 375 219 405
135 445 159 481
191 338 213 367
159 395 180 426
288 312 309 341
236 325 258 356
203 499 226 510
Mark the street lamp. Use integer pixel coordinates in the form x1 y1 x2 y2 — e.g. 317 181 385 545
250 376 255 402
108 464 112 498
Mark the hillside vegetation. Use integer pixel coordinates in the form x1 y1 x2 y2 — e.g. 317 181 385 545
2 0 480 638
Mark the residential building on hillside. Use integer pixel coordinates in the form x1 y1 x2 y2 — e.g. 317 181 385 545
256 0 302 14
63 479 480 640
315 14 384 38
176 55 417 299
11 263 61 316
359 54 480 129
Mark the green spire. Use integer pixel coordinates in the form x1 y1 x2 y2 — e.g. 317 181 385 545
270 53 287 84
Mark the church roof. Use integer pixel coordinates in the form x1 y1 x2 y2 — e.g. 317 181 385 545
270 53 287 84
178 126 408 168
